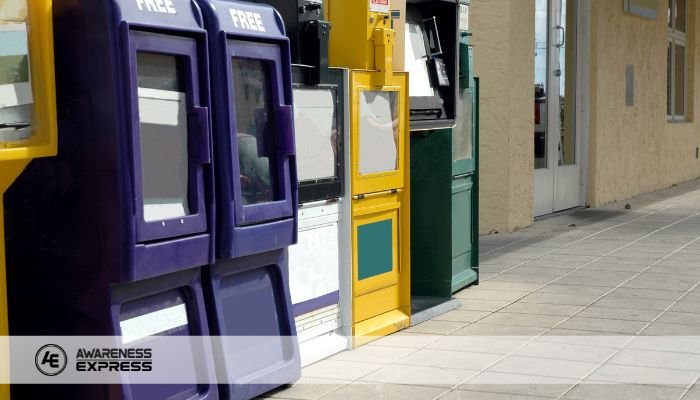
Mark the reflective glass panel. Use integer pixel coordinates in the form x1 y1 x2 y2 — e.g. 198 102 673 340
359 91 399 175
0 1 33 142
534 0 548 169
292 88 338 182
231 58 278 205
674 43 686 117
453 91 472 162
137 52 190 222
405 20 435 97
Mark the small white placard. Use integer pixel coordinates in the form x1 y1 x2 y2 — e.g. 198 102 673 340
120 304 188 345
369 0 390 14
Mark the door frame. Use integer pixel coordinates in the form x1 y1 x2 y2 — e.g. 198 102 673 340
534 0 590 217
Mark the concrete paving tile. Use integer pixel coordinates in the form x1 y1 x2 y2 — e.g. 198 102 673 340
641 323 700 335
507 266 576 276
267 377 350 400
476 312 567 329
597 256 656 265
656 311 700 326
555 317 648 334
457 299 515 312
669 301 700 314
451 323 548 337
329 346 417 364
625 336 700 354
581 262 651 273
460 380 572 398
406 320 468 335
440 390 554 400
500 303 584 317
685 292 700 302
561 384 686 400
623 274 698 291
302 360 384 380
609 287 686 301
366 333 441 349
609 348 700 371
586 364 698 385
476 282 545 292
426 336 529 355
512 341 617 363
519 293 601 306
592 296 674 311
433 310 492 323
554 275 632 288
455 290 530 302
395 349 503 370
487 356 597 379
489 274 560 284
684 388 700 400
536 335 631 347
576 306 660 322
358 364 477 387
536 284 612 296
647 266 700 277
318 383 448 400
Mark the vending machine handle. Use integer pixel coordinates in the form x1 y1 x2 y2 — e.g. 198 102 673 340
276 104 295 156
188 106 211 164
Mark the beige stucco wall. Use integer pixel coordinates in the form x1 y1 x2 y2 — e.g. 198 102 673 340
471 0 535 233
588 0 700 206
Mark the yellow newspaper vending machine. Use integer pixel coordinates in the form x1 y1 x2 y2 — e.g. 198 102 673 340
328 0 410 346
0 1 57 396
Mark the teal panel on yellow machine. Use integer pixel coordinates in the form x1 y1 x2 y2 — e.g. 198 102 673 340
396 0 479 311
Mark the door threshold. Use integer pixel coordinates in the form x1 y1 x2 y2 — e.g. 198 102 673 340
534 206 585 221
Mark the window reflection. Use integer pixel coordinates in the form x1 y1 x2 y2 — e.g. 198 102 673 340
359 91 399 175
293 88 338 182
231 58 278 205
0 0 33 142
136 52 191 222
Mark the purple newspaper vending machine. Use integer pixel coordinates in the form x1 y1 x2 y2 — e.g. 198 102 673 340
5 1 218 399
194 1 301 399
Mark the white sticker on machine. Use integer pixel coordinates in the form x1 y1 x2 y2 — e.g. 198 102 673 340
459 4 469 31
120 304 189 345
370 0 390 14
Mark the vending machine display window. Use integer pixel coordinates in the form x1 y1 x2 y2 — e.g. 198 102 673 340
128 31 210 243
293 88 338 183
231 58 280 206
359 91 399 175
0 21 33 142
453 91 473 162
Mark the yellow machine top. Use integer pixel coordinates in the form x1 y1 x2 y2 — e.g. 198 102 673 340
327 0 397 75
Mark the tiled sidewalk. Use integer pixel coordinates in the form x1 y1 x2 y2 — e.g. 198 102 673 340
267 179 700 400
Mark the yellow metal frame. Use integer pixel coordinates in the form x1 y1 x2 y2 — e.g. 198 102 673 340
349 71 411 347
1 1 57 397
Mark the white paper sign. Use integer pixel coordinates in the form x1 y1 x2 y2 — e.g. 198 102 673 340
369 0 390 14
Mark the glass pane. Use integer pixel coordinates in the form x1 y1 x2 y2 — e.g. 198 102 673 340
405 20 435 97
0 1 34 143
534 0 548 169
674 43 686 117
359 91 399 175
668 0 673 28
453 91 472 162
675 0 686 32
231 58 278 205
667 41 672 116
292 88 338 182
560 0 576 166
137 53 190 222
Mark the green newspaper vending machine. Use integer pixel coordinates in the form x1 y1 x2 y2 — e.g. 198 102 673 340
400 0 478 311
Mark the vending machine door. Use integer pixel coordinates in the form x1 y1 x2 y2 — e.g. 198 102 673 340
126 30 212 243
227 39 295 226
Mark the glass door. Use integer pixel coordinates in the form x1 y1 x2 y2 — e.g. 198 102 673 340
534 0 581 217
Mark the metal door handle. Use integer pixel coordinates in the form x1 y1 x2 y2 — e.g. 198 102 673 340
554 26 565 48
